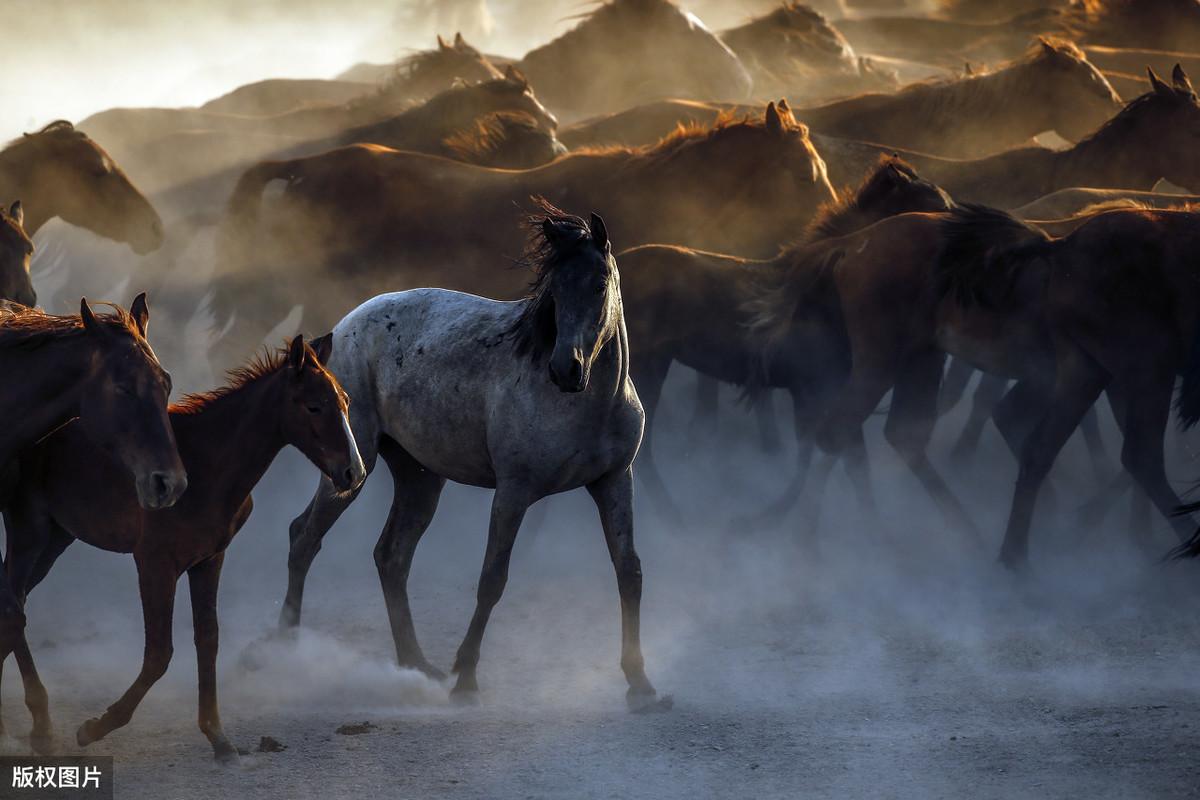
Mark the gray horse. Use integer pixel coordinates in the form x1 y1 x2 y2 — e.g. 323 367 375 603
279 204 656 704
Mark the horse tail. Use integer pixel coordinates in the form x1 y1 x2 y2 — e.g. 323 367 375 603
1174 321 1200 431
1167 499 1200 559
936 203 1058 308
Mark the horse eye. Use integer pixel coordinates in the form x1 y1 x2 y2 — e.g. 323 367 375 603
307 405 322 415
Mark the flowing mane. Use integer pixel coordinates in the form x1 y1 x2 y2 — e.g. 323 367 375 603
442 111 557 167
935 203 1054 308
0 303 138 350
3 120 90 156
171 341 328 414
806 155 949 241
507 199 600 359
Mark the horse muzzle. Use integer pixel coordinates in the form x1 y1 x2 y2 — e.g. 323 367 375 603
135 469 188 510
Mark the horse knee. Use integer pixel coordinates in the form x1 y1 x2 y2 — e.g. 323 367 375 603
287 516 322 571
142 645 173 682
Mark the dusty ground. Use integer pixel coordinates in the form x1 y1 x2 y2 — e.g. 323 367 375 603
2 377 1200 800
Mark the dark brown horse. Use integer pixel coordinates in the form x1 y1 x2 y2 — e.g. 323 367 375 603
210 103 835 366
4 336 364 760
933 204 1200 567
442 111 568 169
0 122 163 253
0 296 187 751
0 202 36 307
618 157 955 523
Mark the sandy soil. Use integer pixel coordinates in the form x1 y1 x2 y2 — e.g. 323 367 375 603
2 376 1199 800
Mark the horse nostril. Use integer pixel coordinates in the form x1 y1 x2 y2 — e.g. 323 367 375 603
569 359 583 385
343 467 356 485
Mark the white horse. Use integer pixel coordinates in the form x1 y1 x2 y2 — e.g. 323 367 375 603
279 205 656 703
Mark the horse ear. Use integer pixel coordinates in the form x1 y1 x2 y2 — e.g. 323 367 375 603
590 213 609 252
80 298 101 335
287 333 307 372
454 32 466 48
129 292 150 337
777 98 790 113
8 200 22 227
310 332 334 364
1173 63 1196 96
504 64 529 88
541 218 559 242
437 34 451 51
1149 67 1175 97
765 101 786 135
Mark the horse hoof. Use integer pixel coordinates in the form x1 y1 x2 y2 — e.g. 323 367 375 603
627 689 670 714
449 679 480 705
29 730 54 756
75 719 103 748
213 742 240 764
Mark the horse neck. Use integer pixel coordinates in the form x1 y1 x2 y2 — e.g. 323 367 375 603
0 145 52 234
0 338 96 462
1055 123 1162 191
170 372 288 514
913 62 1053 144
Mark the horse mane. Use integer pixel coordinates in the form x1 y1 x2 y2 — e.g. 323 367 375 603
739 241 844 399
506 198 599 359
171 341 324 414
1067 80 1196 154
805 155 922 241
442 111 551 165
936 203 1054 308
723 1 855 68
3 120 87 154
0 303 137 350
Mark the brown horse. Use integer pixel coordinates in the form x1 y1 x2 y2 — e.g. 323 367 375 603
442 111 568 169
940 0 1066 21
0 296 187 751
0 122 163 253
719 2 900 102
337 68 558 152
0 202 36 307
210 103 835 365
833 8 1055 64
3 335 364 760
932 204 1200 567
200 78 375 117
619 156 955 523
337 32 504 93
512 0 752 117
790 39 1122 158
1057 0 1200 53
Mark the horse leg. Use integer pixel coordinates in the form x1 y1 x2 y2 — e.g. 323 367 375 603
999 344 1107 569
840 427 878 520
886 350 982 542
374 437 447 679
587 466 655 703
77 558 178 746
1110 366 1196 548
631 359 685 525
992 380 1064 516
950 373 1009 464
1079 406 1111 482
450 484 532 696
937 357 975 416
187 553 236 762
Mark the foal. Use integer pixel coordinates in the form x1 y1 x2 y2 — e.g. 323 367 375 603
280 204 655 704
5 335 365 760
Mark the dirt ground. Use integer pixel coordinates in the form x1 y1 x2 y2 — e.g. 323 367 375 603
2 379 1200 800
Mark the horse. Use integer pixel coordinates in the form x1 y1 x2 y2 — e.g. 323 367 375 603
932 203 1200 567
337 32 503 92
511 0 752 117
939 0 1066 21
617 156 956 524
0 202 36 307
0 122 163 254
0 295 187 751
442 111 568 169
3 335 364 760
719 2 900 102
832 8 1055 64
788 38 1123 158
209 103 835 366
277 204 656 706
337 68 558 152
1056 0 1200 53
1015 188 1200 219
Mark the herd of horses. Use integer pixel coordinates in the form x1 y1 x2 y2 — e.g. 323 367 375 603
4 0 1200 764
